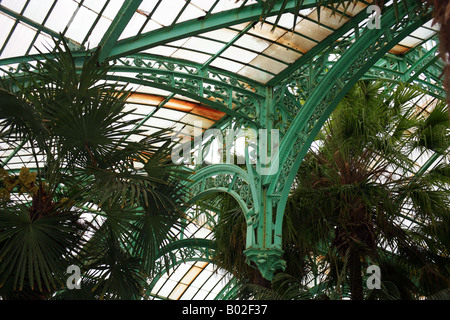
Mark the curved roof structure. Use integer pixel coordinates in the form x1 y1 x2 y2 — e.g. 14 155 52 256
0 0 447 300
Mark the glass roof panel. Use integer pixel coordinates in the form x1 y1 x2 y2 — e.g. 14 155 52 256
102 0 125 20
1 0 26 12
0 13 15 50
44 0 79 33
248 54 288 74
200 28 239 43
85 16 112 48
0 0 446 301
277 32 317 53
23 0 55 24
152 0 186 26
2 23 36 59
81 0 108 13
247 21 287 41
262 43 302 64
177 3 205 24
220 46 258 64
152 108 186 121
234 34 272 52
119 12 147 40
182 36 225 54
171 48 210 64
210 57 245 73
66 6 99 43
238 64 274 83
308 7 350 29
294 18 334 42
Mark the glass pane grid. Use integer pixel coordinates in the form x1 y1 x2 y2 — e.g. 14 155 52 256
0 0 446 302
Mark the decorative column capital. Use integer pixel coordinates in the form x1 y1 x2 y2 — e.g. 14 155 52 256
244 247 286 281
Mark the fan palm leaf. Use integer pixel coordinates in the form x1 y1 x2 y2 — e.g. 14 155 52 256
0 39 191 299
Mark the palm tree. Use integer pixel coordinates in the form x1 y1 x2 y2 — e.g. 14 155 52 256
284 81 449 299
207 81 449 300
425 0 450 114
0 40 190 299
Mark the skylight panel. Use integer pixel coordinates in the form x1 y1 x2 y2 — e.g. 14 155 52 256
277 33 317 54
182 37 224 55
138 0 160 12
265 13 297 30
200 28 239 43
155 278 178 297
65 6 98 43
28 33 53 55
168 283 188 299
85 16 112 48
0 13 15 49
80 0 107 13
211 0 243 14
409 27 437 42
168 263 193 283
140 19 163 33
102 0 124 20
2 23 36 59
210 57 245 73
294 18 333 42
171 48 211 64
144 117 177 129
190 0 216 12
167 38 190 47
177 3 206 23
398 36 421 48
234 34 272 53
153 108 186 121
136 86 173 97
0 0 27 13
221 46 258 64
308 7 349 29
152 0 186 26
119 11 147 40
238 65 274 83
181 114 215 130
44 0 79 34
144 45 178 56
262 43 302 64
249 55 287 75
23 0 55 24
248 21 288 41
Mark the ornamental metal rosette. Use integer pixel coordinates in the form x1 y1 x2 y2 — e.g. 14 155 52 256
109 54 265 125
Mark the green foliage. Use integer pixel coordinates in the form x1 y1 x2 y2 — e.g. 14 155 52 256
0 39 190 300
284 81 449 300
207 80 449 300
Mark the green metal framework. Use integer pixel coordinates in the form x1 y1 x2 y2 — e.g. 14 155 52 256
0 0 446 299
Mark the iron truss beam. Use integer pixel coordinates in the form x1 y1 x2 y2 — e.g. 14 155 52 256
267 2 372 86
0 4 62 42
97 0 143 62
0 4 82 52
336 43 445 99
183 0 434 281
270 1 432 246
104 0 341 61
274 1 431 204
0 51 265 126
